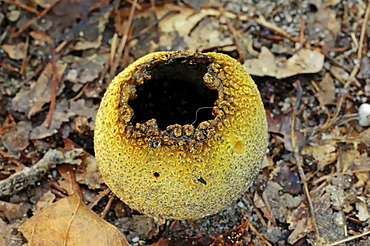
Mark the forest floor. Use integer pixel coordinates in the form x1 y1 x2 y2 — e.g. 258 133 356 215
1 0 370 245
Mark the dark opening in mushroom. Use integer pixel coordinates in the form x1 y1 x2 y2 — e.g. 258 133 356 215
128 61 219 130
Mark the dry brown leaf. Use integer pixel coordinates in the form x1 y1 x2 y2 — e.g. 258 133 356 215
1 43 25 60
338 143 368 173
35 190 56 213
301 143 337 171
29 31 54 44
0 219 9 246
71 35 103 50
19 193 129 246
0 218 15 246
266 111 304 151
313 191 346 242
0 200 30 222
355 199 370 221
286 202 314 244
360 128 370 144
57 164 81 196
75 154 103 189
330 65 349 83
65 56 105 84
11 62 67 117
30 99 75 139
243 47 324 78
29 98 98 139
153 4 236 51
1 121 30 154
34 0 58 8
317 73 336 106
157 5 213 37
130 215 162 240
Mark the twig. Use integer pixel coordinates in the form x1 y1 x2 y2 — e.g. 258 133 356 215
0 26 9 45
299 16 306 47
10 0 60 38
244 193 268 228
261 190 277 226
0 62 18 72
2 0 40 15
46 48 57 128
71 82 89 101
357 1 370 62
17 63 46 89
0 150 26 167
313 168 370 186
109 33 118 72
334 33 358 61
328 230 370 246
218 2 245 62
120 21 136 68
291 80 320 240
255 12 300 43
0 148 84 197
20 35 29 75
88 188 111 209
101 194 115 219
320 3 369 131
247 220 272 246
109 0 137 80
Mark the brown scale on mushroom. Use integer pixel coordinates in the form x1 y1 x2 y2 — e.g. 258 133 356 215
94 51 268 219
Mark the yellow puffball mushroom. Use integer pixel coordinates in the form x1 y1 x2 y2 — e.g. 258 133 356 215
94 51 268 220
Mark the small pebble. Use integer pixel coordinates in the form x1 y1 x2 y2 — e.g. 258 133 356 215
237 201 245 208
131 236 140 243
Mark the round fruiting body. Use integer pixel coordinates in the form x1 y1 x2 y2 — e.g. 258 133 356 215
94 51 268 220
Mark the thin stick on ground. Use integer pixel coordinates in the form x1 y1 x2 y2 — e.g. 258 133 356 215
254 12 300 43
0 148 84 198
329 230 370 246
299 16 306 47
109 0 138 80
357 1 370 62
247 220 272 246
88 188 111 209
321 1 370 131
291 80 321 240
2 0 40 15
46 48 57 128
101 195 115 219
218 2 246 62
10 0 60 38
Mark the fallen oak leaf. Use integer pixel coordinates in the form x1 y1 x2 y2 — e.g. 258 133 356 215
19 193 129 246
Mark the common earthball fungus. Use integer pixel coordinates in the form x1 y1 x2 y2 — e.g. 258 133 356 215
94 51 268 220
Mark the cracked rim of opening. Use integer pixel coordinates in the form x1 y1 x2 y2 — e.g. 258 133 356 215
117 52 230 151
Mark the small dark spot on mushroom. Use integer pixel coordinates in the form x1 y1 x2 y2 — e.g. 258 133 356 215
197 177 207 185
154 172 160 177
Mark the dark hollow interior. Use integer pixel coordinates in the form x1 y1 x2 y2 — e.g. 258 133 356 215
128 61 219 130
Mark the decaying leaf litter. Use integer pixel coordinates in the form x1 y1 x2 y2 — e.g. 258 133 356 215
1 0 370 245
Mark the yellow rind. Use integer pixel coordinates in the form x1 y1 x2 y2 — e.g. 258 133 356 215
94 51 268 220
